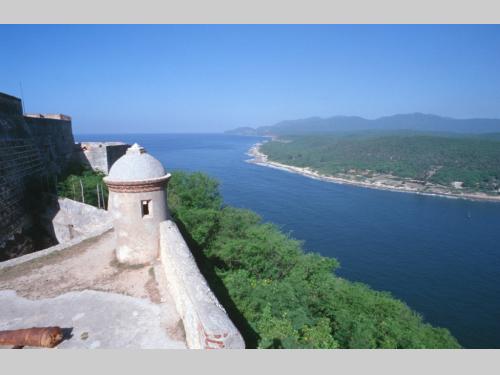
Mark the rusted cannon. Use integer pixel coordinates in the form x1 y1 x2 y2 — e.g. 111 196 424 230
0 327 63 348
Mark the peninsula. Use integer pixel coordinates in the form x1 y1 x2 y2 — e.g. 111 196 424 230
247 134 500 202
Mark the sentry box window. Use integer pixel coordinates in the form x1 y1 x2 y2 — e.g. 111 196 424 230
141 200 151 217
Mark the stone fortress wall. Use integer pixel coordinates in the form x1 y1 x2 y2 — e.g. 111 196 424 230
78 142 129 174
0 93 76 258
24 114 75 175
0 92 244 348
0 92 130 259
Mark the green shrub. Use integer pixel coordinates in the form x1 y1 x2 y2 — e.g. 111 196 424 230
57 168 107 208
167 170 461 349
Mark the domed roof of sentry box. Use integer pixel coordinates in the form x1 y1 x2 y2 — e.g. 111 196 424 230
106 143 168 182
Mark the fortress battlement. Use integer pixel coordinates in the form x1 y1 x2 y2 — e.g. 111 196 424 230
25 113 72 121
0 93 23 115
0 91 244 349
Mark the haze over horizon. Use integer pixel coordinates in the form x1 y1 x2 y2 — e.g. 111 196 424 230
1 25 500 134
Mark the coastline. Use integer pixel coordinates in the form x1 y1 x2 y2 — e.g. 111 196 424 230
246 141 500 203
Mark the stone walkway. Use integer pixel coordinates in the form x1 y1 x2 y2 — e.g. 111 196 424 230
0 289 185 349
0 230 186 349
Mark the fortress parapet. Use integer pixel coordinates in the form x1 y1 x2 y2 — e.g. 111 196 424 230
78 142 130 174
160 220 245 349
0 92 244 349
0 93 23 115
25 113 72 121
0 92 76 257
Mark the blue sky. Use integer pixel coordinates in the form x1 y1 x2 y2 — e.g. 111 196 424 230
1 25 499 134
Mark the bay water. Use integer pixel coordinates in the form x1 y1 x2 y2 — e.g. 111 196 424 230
77 133 500 348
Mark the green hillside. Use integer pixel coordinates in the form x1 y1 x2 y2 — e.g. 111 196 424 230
167 171 460 348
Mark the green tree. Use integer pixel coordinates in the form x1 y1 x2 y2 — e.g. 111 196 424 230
261 134 500 194
167 170 462 349
57 168 108 208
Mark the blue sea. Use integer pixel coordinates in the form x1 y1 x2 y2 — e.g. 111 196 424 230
77 133 500 348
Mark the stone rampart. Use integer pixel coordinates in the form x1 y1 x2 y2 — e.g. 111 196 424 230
0 92 77 259
159 220 245 349
41 196 112 243
24 115 75 175
78 142 129 174
0 138 45 248
0 100 46 256
0 93 23 115
0 224 113 271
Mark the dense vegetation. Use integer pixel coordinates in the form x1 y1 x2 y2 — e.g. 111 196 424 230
56 164 108 208
261 134 500 193
56 168 460 348
167 171 460 348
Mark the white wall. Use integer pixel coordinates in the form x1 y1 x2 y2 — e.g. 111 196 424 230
108 189 167 265
159 220 245 349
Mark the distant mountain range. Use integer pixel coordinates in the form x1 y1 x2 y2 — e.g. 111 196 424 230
225 113 500 135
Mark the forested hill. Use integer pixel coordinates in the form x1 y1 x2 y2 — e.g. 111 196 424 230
226 113 500 135
260 134 500 194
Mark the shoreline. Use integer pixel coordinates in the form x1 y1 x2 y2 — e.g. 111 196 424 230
246 141 500 203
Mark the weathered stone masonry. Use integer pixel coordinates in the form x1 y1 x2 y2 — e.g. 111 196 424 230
78 142 129 174
0 93 76 259
0 95 245 348
24 114 75 175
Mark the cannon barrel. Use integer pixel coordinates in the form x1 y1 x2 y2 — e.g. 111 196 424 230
0 327 63 348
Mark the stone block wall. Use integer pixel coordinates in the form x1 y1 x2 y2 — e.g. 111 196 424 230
104 143 130 174
0 93 77 259
0 93 23 115
0 139 45 243
41 196 112 244
77 142 129 174
0 100 46 256
25 115 75 176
